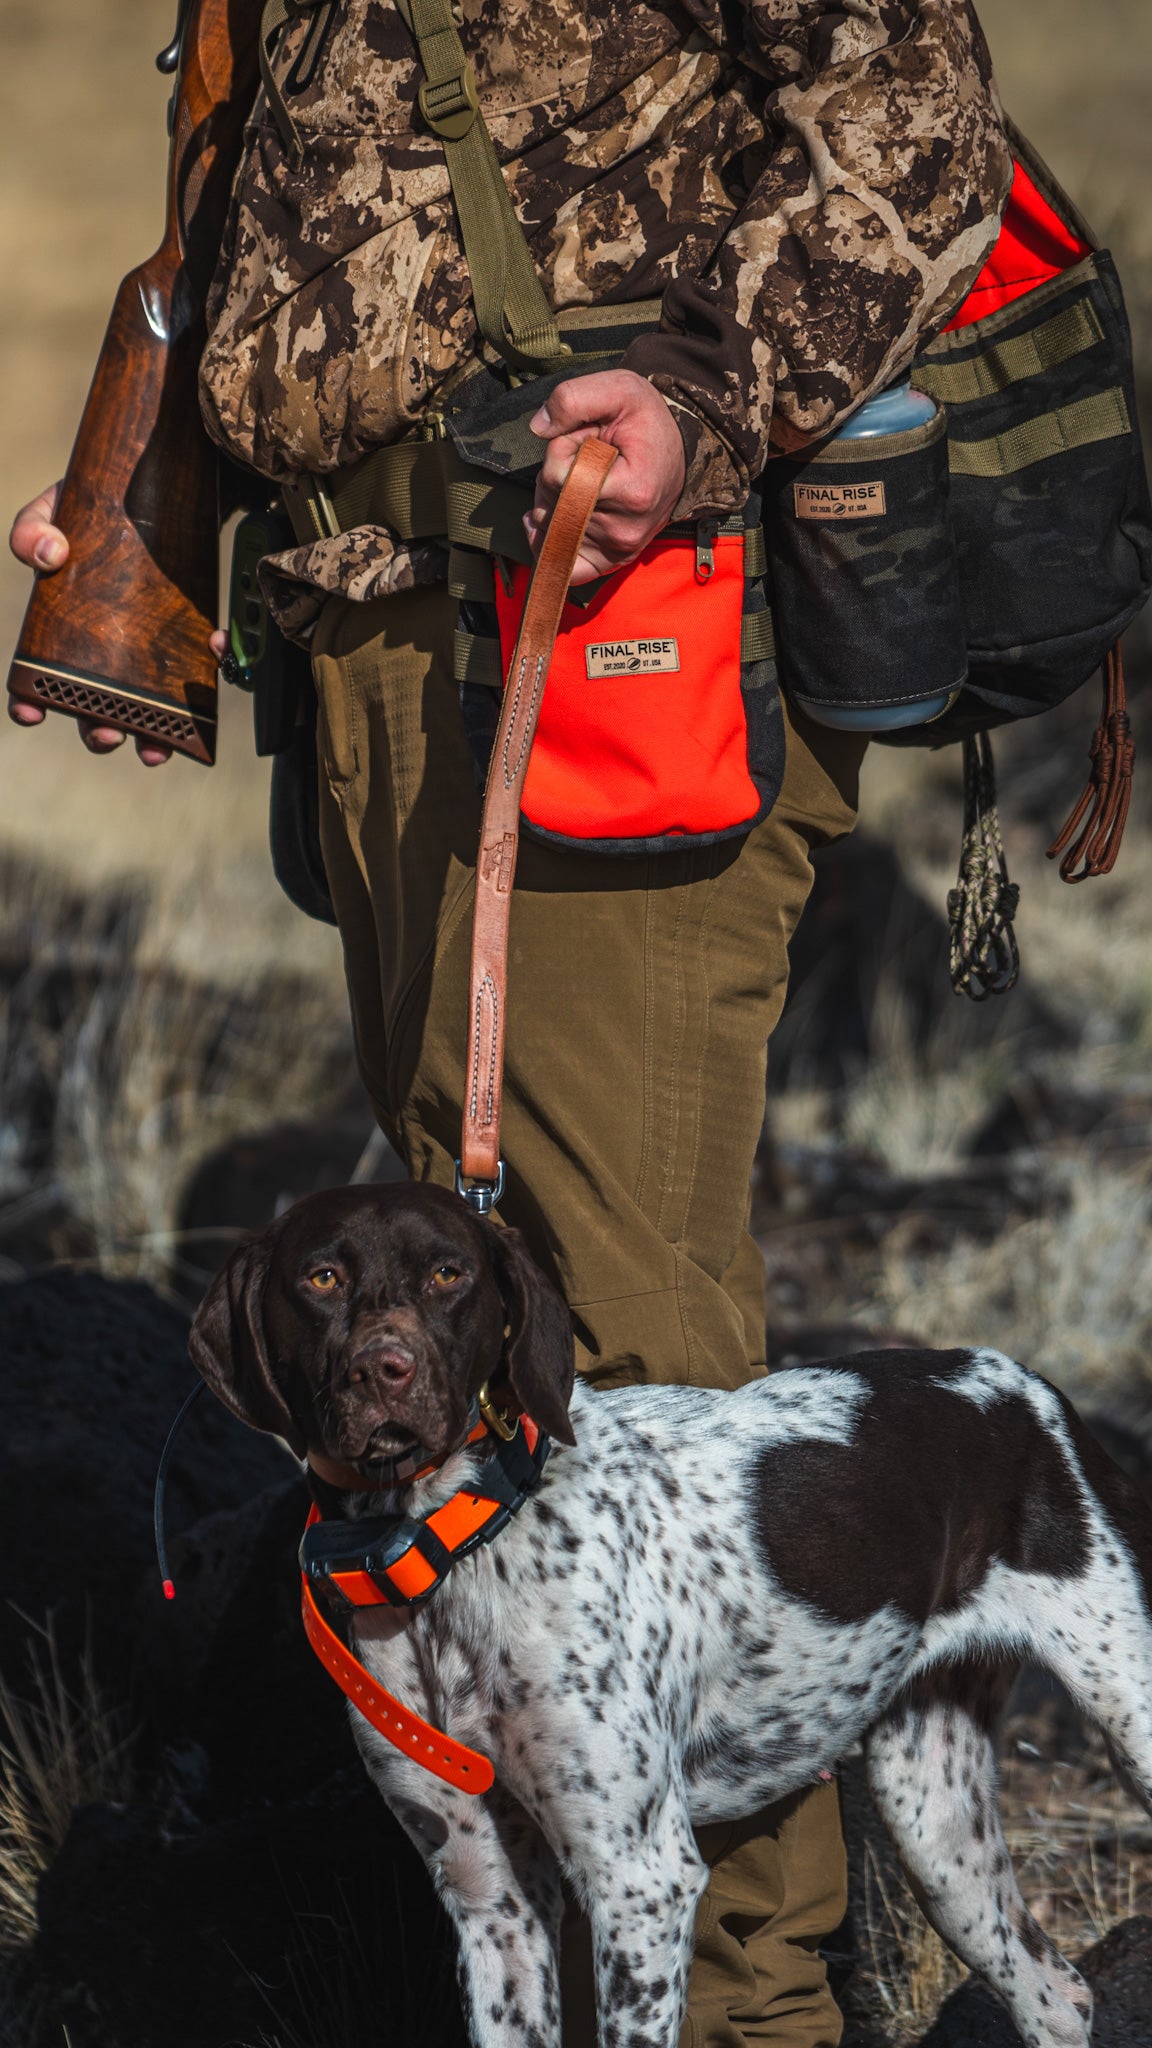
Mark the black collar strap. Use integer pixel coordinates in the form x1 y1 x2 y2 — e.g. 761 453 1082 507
301 1413 550 1611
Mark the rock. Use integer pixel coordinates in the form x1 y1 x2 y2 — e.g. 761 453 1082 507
915 1914 1152 2048
1080 1915 1152 2048
132 1477 357 1813
0 1271 286 1677
32 1777 468 2048
917 1978 1025 2048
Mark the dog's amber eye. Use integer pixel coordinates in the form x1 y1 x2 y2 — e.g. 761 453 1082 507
432 1265 462 1288
306 1267 341 1293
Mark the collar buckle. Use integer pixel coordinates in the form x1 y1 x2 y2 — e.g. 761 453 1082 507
476 1380 516 1441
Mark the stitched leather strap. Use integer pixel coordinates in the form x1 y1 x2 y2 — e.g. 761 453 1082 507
458 436 619 1195
1046 641 1135 881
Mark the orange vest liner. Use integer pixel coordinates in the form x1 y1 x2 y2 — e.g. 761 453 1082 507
494 532 757 842
946 158 1091 331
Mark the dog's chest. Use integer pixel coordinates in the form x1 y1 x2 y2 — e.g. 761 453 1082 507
348 1422 923 1825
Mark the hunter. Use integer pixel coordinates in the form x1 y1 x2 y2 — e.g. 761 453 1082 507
10 2 1010 2041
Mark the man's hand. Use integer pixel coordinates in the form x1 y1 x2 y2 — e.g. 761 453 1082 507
526 370 686 586
8 481 175 766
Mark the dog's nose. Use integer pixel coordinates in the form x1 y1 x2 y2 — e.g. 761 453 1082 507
347 1342 417 1391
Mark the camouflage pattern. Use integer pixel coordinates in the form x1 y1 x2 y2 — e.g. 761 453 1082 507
200 0 1010 625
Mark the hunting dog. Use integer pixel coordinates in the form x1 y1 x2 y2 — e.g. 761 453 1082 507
190 1182 1152 2048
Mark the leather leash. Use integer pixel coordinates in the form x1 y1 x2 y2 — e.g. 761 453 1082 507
301 443 617 1793
456 434 619 1210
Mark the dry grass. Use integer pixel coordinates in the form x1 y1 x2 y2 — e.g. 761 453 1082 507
858 1158 1152 1402
0 1618 135 1953
0 853 355 1286
857 1849 969 2041
851 1714 1152 2044
237 1872 463 2048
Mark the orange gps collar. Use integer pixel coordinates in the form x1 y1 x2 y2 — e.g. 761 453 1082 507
299 1409 548 1793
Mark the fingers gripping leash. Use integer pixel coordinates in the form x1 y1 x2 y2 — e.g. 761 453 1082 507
455 436 619 1216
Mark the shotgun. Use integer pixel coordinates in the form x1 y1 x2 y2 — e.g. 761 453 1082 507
6 0 259 765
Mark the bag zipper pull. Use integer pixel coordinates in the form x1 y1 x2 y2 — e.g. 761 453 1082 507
695 519 718 583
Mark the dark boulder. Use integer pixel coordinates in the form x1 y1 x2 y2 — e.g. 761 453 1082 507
917 1913 1152 2048
32 1776 467 2048
0 1271 285 1677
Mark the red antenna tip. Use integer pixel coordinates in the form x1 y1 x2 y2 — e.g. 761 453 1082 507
163 1580 176 1602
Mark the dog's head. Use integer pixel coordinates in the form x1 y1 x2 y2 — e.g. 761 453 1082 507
188 1183 576 1474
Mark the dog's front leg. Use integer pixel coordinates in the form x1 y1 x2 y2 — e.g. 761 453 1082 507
575 1793 707 2048
392 1783 564 2048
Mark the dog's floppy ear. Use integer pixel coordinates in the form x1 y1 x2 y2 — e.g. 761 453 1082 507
189 1237 307 1455
489 1227 576 1446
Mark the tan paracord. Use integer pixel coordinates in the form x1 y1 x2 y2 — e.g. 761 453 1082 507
455 436 619 1210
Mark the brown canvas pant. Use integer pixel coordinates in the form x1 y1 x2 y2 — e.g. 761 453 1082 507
311 583 864 2048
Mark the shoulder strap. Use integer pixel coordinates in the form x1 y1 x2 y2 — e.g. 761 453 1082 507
259 0 567 372
408 0 568 373
457 436 618 1203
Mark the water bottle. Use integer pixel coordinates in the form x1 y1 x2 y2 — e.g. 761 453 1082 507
777 379 964 734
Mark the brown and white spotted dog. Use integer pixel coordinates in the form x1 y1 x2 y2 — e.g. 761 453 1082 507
191 1182 1152 2048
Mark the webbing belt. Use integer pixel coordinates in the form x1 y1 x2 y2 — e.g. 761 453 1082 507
281 438 537 564
410 0 568 372
946 385 1131 478
913 298 1104 406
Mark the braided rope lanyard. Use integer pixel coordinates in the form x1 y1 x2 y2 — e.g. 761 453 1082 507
947 731 1021 1002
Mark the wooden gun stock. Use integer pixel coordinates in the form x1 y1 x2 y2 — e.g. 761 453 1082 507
7 0 258 765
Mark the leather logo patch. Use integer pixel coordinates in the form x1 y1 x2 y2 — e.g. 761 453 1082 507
793 480 887 520
481 833 516 894
585 638 680 679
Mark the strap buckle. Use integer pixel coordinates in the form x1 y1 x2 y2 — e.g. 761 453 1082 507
419 63 480 141
454 1159 505 1215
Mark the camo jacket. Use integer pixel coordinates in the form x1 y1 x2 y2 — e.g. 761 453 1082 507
199 0 1010 632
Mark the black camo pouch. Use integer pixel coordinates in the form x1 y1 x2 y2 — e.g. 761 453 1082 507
898 244 1152 744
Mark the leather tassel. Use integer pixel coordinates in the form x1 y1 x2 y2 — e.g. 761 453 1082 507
1047 643 1135 883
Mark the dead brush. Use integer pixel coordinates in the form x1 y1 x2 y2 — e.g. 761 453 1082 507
852 1846 968 2043
0 849 354 1286
0 1617 135 1952
240 1869 465 2048
846 1714 1152 2044
864 1156 1152 1407
1000 1725 1152 1953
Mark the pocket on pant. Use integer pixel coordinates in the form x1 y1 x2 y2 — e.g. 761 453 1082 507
310 599 360 791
